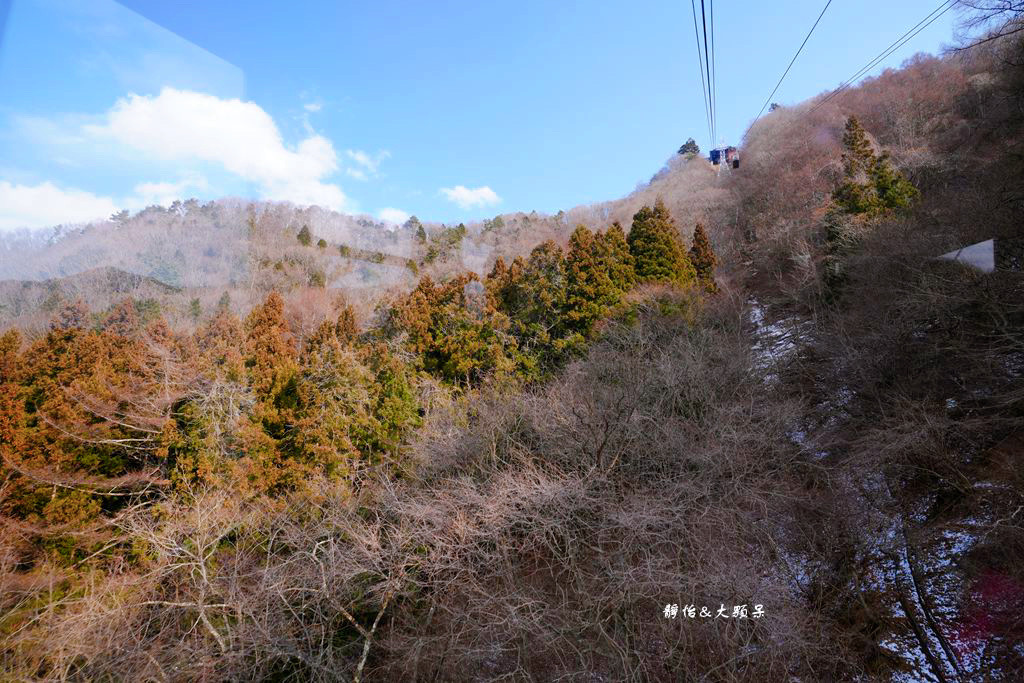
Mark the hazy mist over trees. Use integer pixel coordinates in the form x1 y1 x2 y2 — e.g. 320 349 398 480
0 147 728 332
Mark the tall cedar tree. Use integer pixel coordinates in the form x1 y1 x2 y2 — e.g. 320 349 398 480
284 319 380 481
564 225 635 335
602 223 637 293
869 151 919 211
240 292 300 490
835 117 878 213
199 305 246 380
296 224 313 246
627 199 696 286
689 223 719 292
834 116 918 214
487 241 572 377
387 274 516 385
244 292 296 398
841 116 874 176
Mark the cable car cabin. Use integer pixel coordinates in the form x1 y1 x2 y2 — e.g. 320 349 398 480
710 146 739 167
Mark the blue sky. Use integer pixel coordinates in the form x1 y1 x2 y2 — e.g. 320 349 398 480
0 0 961 230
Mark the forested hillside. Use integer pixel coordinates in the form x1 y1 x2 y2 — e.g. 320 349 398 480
2 9 1023 682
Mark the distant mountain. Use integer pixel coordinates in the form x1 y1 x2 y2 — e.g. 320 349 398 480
0 266 183 330
0 154 725 328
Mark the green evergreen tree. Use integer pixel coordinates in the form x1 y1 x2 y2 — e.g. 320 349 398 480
334 304 359 345
834 116 918 215
834 177 879 214
296 224 313 246
238 292 300 489
410 216 427 244
564 226 604 334
627 199 696 286
600 222 636 293
244 291 297 399
360 341 419 455
485 242 572 377
285 321 376 480
870 152 919 211
689 223 719 292
564 224 636 335
841 116 875 177
385 275 516 386
507 244 566 329
678 138 700 156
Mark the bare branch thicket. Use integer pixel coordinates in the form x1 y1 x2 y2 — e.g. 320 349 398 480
955 2 1024 50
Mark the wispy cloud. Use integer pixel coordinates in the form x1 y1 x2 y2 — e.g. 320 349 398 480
440 185 501 210
303 102 322 112
344 149 390 181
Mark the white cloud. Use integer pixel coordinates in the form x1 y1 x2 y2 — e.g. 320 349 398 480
345 149 390 180
440 185 501 210
0 175 219 230
303 102 322 112
131 175 208 208
84 87 350 211
0 181 119 231
377 207 410 224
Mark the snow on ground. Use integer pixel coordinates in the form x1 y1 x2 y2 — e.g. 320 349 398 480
746 297 1003 681
747 299 813 383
